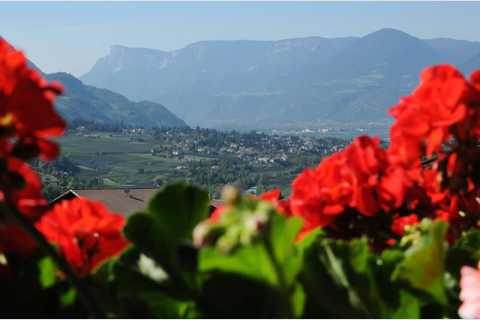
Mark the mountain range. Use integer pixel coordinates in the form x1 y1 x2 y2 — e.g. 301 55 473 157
42 72 187 128
80 28 480 129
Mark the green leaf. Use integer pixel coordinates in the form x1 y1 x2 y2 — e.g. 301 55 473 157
113 252 198 318
121 184 209 316
291 283 306 318
391 290 421 318
198 208 305 317
301 237 366 318
38 257 56 289
319 238 387 315
270 215 304 286
124 214 164 262
199 214 303 288
200 244 276 285
295 227 322 251
392 220 448 304
60 288 77 307
137 291 197 318
124 183 209 279
446 228 480 278
301 237 422 318
455 229 480 255
146 183 210 244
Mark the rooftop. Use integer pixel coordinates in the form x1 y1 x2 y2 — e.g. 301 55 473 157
51 188 223 216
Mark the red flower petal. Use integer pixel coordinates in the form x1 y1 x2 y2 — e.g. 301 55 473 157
36 198 129 277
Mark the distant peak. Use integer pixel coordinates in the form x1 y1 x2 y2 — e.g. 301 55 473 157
46 72 83 84
377 27 404 33
109 45 166 56
110 45 129 53
366 28 414 38
361 28 421 43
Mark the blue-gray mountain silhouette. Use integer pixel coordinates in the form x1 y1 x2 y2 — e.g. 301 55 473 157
45 72 187 128
81 28 480 129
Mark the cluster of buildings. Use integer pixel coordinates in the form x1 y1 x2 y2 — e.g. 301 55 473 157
149 128 347 169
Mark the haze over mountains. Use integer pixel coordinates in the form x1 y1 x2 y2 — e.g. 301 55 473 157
46 73 187 128
25 58 187 128
81 28 480 129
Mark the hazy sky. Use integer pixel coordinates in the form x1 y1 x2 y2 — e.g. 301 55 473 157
2 1 480 76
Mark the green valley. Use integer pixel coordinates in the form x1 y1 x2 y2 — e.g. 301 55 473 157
38 126 348 199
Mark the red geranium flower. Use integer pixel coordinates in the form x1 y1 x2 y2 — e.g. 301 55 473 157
259 188 281 202
7 158 48 219
36 198 129 277
209 205 229 223
391 214 419 236
0 38 65 260
471 70 480 92
343 136 390 216
0 38 65 160
290 152 351 230
258 188 293 216
0 39 65 136
388 65 479 166
291 136 413 231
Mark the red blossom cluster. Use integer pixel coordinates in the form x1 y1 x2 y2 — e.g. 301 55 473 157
36 198 129 276
288 65 480 245
0 38 65 256
0 38 128 277
206 65 480 247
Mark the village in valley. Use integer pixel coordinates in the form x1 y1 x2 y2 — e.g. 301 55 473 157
37 124 348 201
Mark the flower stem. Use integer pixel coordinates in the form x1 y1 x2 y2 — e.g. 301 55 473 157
4 204 104 317
264 237 287 289
263 236 293 317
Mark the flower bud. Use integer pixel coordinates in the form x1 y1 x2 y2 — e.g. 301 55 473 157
193 221 223 248
222 185 241 205
193 222 210 248
217 234 237 254
244 210 269 233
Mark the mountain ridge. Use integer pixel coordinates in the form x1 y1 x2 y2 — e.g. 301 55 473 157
81 28 480 129
44 71 188 128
